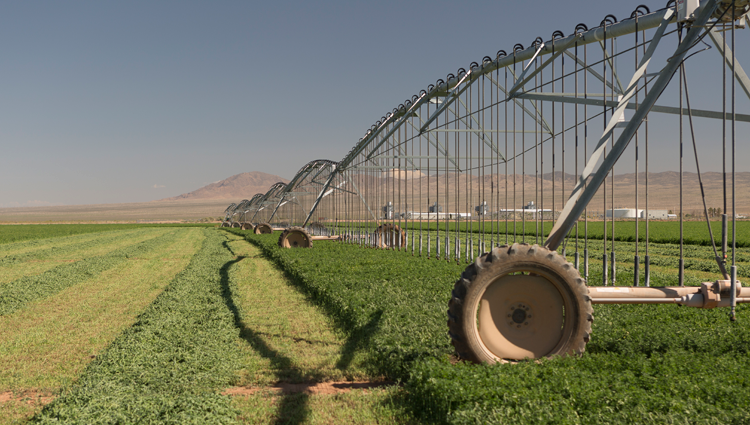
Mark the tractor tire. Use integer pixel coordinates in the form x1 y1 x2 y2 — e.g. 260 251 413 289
231 222 241 228
278 226 313 248
254 222 273 234
375 223 406 248
220 222 230 228
241 222 255 231
448 243 592 363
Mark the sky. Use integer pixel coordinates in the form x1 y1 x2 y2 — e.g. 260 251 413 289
0 0 747 207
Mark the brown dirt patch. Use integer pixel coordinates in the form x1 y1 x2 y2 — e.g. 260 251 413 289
223 381 395 396
0 390 55 406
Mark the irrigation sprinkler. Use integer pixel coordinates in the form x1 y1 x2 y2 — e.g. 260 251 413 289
224 0 749 362
221 203 237 227
224 168 347 243
256 160 346 246
241 222 255 231
234 199 252 228
243 194 265 228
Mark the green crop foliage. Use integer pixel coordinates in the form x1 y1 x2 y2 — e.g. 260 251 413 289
227 228 750 424
0 223 214 245
406 302 750 424
330 219 750 247
34 229 246 424
0 228 150 267
0 229 179 315
226 228 463 380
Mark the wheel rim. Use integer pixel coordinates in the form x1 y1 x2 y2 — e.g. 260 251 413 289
283 230 310 248
476 274 567 360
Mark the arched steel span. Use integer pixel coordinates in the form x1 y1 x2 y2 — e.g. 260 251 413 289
296 0 748 288
222 203 237 224
333 1 748 180
217 0 750 360
227 194 263 225
224 160 343 230
235 199 251 223
264 159 343 229
248 182 288 224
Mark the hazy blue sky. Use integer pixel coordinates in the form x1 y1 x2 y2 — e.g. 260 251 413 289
1 0 747 207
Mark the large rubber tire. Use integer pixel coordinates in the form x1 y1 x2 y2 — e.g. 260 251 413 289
448 243 592 363
254 222 273 234
231 222 241 228
220 222 230 228
375 224 406 248
278 226 313 248
241 222 255 231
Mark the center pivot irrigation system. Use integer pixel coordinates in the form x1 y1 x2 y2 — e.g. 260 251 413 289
224 0 750 363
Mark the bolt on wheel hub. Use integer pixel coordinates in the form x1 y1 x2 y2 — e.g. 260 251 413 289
509 303 532 327
478 274 565 360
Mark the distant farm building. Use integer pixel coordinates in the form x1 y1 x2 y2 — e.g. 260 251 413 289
606 209 669 219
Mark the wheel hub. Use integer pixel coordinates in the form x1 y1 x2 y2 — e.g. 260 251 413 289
280 228 312 248
478 274 564 360
510 304 531 326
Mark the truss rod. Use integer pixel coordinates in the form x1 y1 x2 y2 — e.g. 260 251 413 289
708 29 750 100
518 92 750 122
545 1 718 250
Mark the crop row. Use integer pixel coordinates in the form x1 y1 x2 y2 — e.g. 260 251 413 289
0 228 151 266
328 219 750 247
0 229 179 316
229 228 750 424
225 228 461 380
0 223 214 245
0 229 129 258
339 227 749 277
34 228 246 424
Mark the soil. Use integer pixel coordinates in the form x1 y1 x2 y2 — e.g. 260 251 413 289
223 381 395 396
0 390 55 406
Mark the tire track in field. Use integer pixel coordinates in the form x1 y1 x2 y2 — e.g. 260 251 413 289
221 233 397 424
0 228 179 316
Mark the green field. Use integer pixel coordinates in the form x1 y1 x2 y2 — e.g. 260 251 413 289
0 225 406 424
0 223 215 245
1 224 748 423
329 219 750 247
227 229 750 424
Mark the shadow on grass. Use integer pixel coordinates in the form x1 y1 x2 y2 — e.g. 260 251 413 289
336 310 382 370
220 230 425 423
224 230 386 375
219 248 313 424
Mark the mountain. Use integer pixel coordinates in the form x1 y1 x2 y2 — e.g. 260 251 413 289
162 169 750 212
162 171 290 201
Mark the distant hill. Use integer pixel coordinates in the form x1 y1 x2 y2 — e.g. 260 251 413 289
162 171 290 201
160 169 750 213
